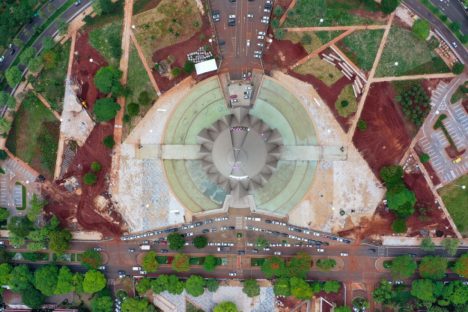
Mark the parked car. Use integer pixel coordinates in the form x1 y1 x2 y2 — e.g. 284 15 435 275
340 252 349 257
212 10 220 22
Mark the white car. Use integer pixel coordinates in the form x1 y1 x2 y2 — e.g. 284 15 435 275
229 272 237 277
274 251 282 255
317 248 324 253
258 31 266 36
313 232 320 236
247 13 253 18
257 35 265 40
340 252 349 257
229 14 236 19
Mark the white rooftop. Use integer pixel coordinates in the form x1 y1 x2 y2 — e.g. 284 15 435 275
195 59 217 75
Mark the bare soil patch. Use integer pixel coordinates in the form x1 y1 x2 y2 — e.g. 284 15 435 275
72 32 108 110
352 82 412 176
263 39 308 72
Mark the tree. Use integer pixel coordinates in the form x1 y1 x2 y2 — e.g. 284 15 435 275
286 252 311 278
42 38 55 51
274 277 291 296
83 269 107 294
9 234 25 248
167 232 185 250
142 251 159 273
183 60 195 73
0 117 11 135
381 0 400 14
83 172 97 185
19 46 36 65
34 265 59 296
27 57 41 73
301 33 312 45
9 264 33 292
290 277 313 300
81 249 103 269
49 229 72 254
151 274 169 294
0 263 12 286
387 185 416 218
103 135 115 148
126 102 140 117
0 91 16 109
214 301 238 312
0 150 8 160
7 216 33 238
449 280 468 305
21 287 45 309
411 279 436 303
122 297 154 312
357 119 367 131
380 165 403 187
91 161 102 172
193 235 208 249
392 218 407 233
261 256 285 278
442 238 459 256
93 98 120 122
203 255 218 272
0 207 10 221
452 62 464 75
172 254 190 272
136 278 152 295
275 28 285 40
352 297 369 312
419 256 447 280
206 279 219 292
323 280 341 293
94 66 123 95
138 91 152 106
5 66 22 87
243 279 260 298
55 266 74 295
390 255 417 279
167 274 184 294
171 67 181 78
185 275 205 297
453 253 468 277
27 194 47 223
373 279 394 304
334 307 352 312
91 295 114 312
255 236 269 249
73 272 85 294
419 153 430 163
316 258 336 271
412 19 430 40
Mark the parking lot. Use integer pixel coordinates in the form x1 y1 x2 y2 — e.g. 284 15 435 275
209 0 272 78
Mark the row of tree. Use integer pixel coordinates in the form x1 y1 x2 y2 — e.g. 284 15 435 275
0 263 107 309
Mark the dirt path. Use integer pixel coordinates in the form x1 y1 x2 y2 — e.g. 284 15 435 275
110 0 134 194
4 148 39 177
284 24 387 32
347 13 395 139
409 148 463 239
372 72 456 82
290 29 355 69
34 92 61 120
130 31 162 96
279 0 296 26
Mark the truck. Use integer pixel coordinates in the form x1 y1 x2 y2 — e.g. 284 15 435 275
140 245 151 250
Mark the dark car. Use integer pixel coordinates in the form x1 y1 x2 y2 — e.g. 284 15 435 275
212 10 220 22
219 39 226 46
265 219 272 224
202 229 210 234
161 249 169 253
238 250 245 255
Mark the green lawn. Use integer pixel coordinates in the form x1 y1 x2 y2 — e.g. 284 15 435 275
450 83 467 104
438 175 468 236
294 56 344 86
126 44 157 104
284 0 382 27
340 30 384 71
6 93 59 178
335 85 357 117
376 26 449 77
89 20 123 66
283 31 342 53
32 41 70 112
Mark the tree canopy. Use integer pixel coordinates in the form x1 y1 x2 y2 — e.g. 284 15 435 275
373 279 394 304
453 253 468 277
185 275 205 297
381 0 400 14
421 237 436 252
122 297 154 312
203 255 218 272
9 264 34 292
193 235 208 249
91 295 114 312
21 287 45 309
93 98 120 122
93 66 123 95
206 279 220 292
290 277 313 300
172 254 190 272
390 255 417 279
261 256 285 278
34 265 59 296
0 91 16 109
48 229 72 254
55 266 75 295
273 277 291 297
166 274 184 294
142 251 159 273
214 301 238 312
81 248 103 269
316 258 336 271
411 279 436 303
243 279 260 298
419 256 447 280
442 238 459 256
83 270 107 294
167 232 185 250
7 216 33 238
412 19 430 40
5 66 22 87
136 278 152 295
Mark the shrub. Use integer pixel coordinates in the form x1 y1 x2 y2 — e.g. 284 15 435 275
316 258 336 271
381 0 400 14
412 19 430 40
93 98 120 122
274 6 284 17
452 63 464 75
419 256 448 280
138 91 152 106
126 102 140 117
392 218 407 233
5 66 22 87
103 135 115 149
94 66 123 95
183 60 195 74
91 161 102 172
193 236 208 249
0 150 8 160
275 28 285 40
171 67 181 78
357 119 367 131
83 172 97 185
419 153 430 163
301 34 312 45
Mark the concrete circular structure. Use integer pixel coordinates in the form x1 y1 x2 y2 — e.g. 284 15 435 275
163 76 318 215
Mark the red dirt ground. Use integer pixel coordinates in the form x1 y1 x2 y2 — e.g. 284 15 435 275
352 82 412 177
414 143 442 186
151 12 213 92
43 32 124 237
263 39 308 72
72 32 108 110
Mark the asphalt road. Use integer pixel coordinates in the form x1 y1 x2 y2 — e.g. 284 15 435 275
430 0 468 35
404 0 468 64
0 0 93 73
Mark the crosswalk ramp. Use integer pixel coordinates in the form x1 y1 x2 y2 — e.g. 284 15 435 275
235 217 244 230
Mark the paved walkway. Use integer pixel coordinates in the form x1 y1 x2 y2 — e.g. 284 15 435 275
284 24 387 32
34 92 61 120
372 72 456 82
130 32 162 96
290 29 355 69
347 13 395 140
278 0 296 26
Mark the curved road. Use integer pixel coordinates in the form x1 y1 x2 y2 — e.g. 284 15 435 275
404 0 468 64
